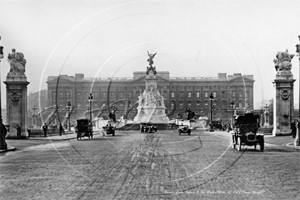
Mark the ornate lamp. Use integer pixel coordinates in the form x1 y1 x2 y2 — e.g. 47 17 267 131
88 93 93 123
294 35 300 146
209 93 214 132
66 102 71 131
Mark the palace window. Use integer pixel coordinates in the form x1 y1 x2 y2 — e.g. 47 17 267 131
179 102 184 109
171 102 175 110
179 92 184 98
213 92 217 98
205 92 208 98
239 90 243 98
171 92 175 98
188 92 192 98
196 92 200 98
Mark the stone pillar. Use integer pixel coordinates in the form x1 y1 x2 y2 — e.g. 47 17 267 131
272 71 295 136
4 76 30 138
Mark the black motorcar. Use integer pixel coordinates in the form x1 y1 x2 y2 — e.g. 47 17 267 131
76 119 93 140
231 113 264 151
102 123 115 136
140 123 157 133
177 124 192 135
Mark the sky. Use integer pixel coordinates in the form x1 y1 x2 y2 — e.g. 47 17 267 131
0 0 299 109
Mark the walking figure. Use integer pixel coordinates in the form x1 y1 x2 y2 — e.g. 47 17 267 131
291 120 297 138
16 124 21 138
59 124 64 136
42 123 48 137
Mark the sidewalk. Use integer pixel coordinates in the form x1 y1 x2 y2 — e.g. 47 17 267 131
208 130 300 150
29 130 77 140
28 129 103 140
264 135 300 150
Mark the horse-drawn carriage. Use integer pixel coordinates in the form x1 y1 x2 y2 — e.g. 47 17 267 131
76 119 93 140
231 113 264 151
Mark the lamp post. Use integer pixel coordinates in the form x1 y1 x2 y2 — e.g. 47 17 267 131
230 101 235 120
32 105 37 128
0 36 7 150
209 93 214 132
294 35 300 146
66 102 71 131
88 93 93 123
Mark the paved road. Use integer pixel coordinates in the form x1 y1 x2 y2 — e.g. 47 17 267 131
0 130 299 200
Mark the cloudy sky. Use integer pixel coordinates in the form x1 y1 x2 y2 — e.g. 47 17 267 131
0 0 299 109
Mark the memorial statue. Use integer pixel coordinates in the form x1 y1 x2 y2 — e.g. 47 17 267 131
273 49 294 72
138 94 144 107
7 48 26 76
147 51 156 66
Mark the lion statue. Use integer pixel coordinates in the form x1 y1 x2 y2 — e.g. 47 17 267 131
8 48 26 76
273 49 294 72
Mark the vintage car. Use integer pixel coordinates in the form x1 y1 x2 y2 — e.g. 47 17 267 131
76 119 93 140
231 113 264 151
140 123 157 133
177 124 192 135
102 123 115 136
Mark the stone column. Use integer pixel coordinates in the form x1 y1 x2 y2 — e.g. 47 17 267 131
272 50 296 136
272 72 295 136
4 76 30 138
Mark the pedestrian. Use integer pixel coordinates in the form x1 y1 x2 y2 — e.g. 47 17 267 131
42 123 48 137
16 124 21 138
291 120 296 138
59 124 64 136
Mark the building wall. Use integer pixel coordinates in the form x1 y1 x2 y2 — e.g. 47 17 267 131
47 72 254 123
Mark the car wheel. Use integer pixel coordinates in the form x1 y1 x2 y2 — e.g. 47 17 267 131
232 135 236 149
178 130 181 135
237 137 242 151
259 138 264 152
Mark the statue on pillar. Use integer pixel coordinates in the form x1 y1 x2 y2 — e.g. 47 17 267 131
273 49 294 72
7 48 26 76
147 51 156 66
146 51 157 75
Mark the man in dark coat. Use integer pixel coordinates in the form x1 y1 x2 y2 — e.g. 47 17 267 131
291 121 296 138
59 124 64 136
16 124 21 138
42 123 48 137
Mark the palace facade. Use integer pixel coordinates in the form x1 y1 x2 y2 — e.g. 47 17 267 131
46 72 254 123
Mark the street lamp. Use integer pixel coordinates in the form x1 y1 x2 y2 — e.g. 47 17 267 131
66 102 71 131
209 93 214 132
88 93 93 123
230 101 235 123
294 35 300 146
32 105 38 128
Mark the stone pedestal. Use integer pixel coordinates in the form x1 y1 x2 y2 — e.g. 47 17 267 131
133 69 169 124
4 75 30 138
272 71 295 136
